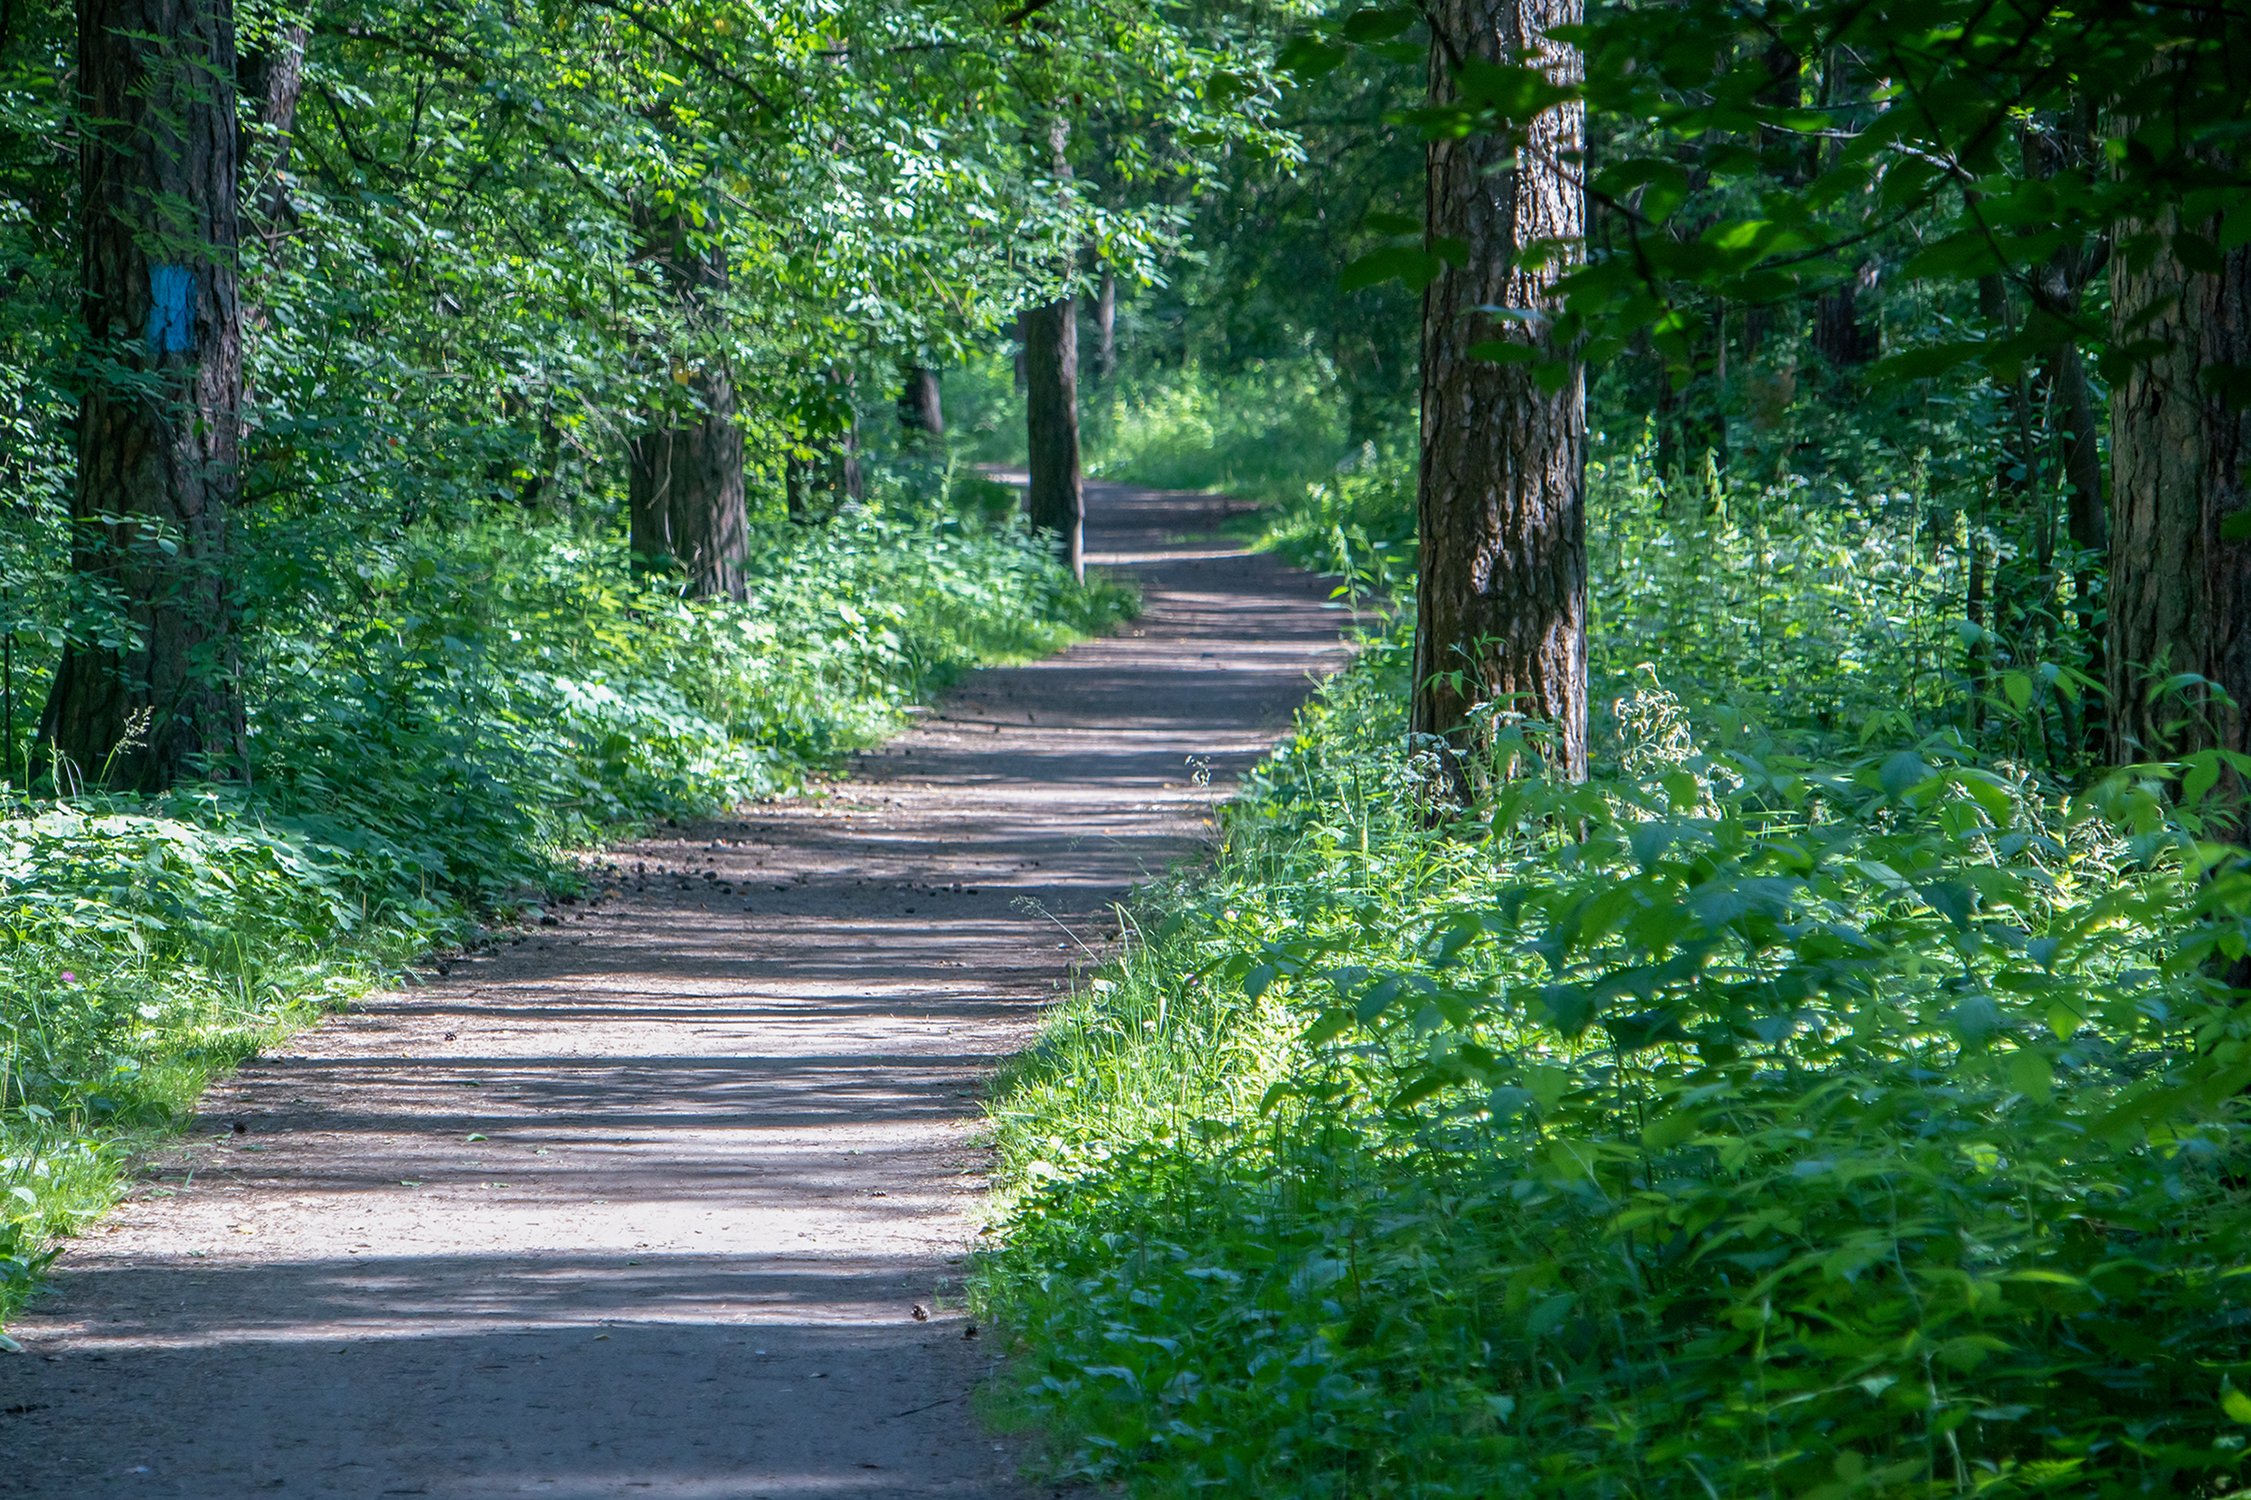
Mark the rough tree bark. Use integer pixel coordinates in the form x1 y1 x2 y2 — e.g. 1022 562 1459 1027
237 19 304 244
1024 117 1083 581
1024 294 1082 580
1812 261 1879 368
627 214 747 600
897 364 944 446
38 0 245 792
1412 0 1588 791
2107 222 2251 764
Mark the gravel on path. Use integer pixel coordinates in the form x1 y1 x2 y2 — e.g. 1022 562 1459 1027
0 480 1350 1499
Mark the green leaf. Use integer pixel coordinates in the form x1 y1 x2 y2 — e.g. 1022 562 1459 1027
1341 6 1416 43
1341 245 1447 294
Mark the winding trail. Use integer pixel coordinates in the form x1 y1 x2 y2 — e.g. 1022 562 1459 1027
0 481 1349 1499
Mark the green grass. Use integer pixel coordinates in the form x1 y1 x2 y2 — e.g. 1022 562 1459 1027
0 487 1130 1319
947 350 1364 508
975 413 2251 1497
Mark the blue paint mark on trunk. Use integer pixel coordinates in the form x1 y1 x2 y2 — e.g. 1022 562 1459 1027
146 264 196 356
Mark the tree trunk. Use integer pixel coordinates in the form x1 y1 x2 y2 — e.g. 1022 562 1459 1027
1412 0 1588 792
1024 294 1083 580
627 215 747 601
38 0 245 792
1093 263 1116 381
1812 261 1878 368
628 399 747 600
785 452 816 523
2054 347 2106 558
897 364 944 445
2107 223 2251 766
838 398 864 503
1012 310 1029 393
237 19 304 244
1024 115 1083 581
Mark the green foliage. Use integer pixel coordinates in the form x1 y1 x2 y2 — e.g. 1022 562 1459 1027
977 442 2251 1497
0 494 1126 1317
1082 359 1355 502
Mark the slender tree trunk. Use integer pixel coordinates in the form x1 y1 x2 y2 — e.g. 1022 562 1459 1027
2107 221 2251 766
38 0 245 792
897 364 944 445
1413 0 1588 792
1024 116 1083 580
627 214 747 600
1979 271 2036 497
1093 263 1116 381
1024 295 1082 580
2054 348 2106 557
237 20 304 244
785 452 815 523
1744 42 1804 361
838 395 864 504
1012 310 1029 393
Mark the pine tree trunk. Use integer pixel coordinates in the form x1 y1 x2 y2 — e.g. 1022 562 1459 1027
1024 294 1083 580
1413 0 1588 792
2107 222 2251 764
627 215 747 601
897 365 944 445
38 0 245 792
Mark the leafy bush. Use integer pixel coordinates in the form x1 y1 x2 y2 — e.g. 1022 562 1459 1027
977 442 2251 1497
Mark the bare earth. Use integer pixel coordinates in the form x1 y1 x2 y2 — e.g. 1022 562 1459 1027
0 481 1348 1499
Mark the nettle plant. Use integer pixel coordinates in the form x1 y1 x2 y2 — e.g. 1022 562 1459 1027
1234 721 2251 1492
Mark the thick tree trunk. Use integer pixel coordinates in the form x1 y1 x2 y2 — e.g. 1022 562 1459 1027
897 364 944 445
1413 0 1587 791
38 0 245 792
2107 225 2251 765
627 216 747 600
1024 294 1083 580
628 391 747 600
1093 263 1116 381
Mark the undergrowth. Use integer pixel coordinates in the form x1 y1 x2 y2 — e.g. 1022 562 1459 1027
0 490 1126 1317
976 414 2251 1496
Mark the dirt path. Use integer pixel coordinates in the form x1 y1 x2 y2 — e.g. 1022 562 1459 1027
0 481 1348 1499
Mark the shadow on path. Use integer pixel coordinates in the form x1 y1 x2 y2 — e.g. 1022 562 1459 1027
0 480 1350 1499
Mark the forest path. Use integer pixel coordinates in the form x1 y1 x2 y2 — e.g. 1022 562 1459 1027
0 481 1349 1499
